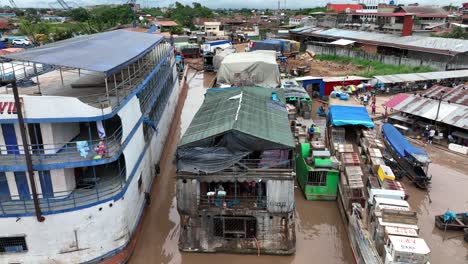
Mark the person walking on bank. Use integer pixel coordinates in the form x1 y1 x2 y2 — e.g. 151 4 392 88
371 103 376 116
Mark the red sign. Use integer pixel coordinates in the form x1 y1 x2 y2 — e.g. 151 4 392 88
0 100 21 115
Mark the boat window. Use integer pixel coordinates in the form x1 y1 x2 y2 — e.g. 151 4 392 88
308 170 327 186
0 236 27 253
213 215 257 239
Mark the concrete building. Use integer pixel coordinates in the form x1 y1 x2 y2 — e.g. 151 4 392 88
40 16 69 22
177 87 295 255
204 21 224 36
326 3 363 13
462 2 468 24
336 5 448 35
289 15 307 26
154 20 179 31
289 27 468 70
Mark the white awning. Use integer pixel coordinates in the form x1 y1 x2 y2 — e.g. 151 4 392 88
330 39 356 46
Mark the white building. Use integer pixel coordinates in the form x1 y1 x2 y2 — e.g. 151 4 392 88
289 15 307 25
204 21 224 36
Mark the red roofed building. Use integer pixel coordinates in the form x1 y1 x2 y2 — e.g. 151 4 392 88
462 3 468 24
326 3 363 13
155 20 178 27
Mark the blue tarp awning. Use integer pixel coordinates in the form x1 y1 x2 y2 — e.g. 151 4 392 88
2 30 164 77
382 123 428 160
328 105 374 128
205 40 231 45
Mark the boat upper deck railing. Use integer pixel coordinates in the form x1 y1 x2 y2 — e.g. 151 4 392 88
178 158 294 179
0 42 173 111
0 165 126 216
199 195 267 210
0 126 123 167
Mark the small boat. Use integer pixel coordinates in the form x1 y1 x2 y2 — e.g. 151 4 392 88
381 123 431 189
434 211 468 231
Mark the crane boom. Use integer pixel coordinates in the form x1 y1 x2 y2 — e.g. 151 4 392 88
8 0 18 8
57 0 72 10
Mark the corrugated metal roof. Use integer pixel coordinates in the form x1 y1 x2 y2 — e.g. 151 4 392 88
1 30 163 76
400 6 448 15
374 70 468 84
300 28 468 54
384 94 410 108
323 76 370 82
289 26 316 33
422 84 468 106
393 95 468 129
330 39 356 46
179 86 295 148
295 75 370 82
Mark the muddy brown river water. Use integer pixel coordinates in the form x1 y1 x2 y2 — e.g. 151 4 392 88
129 71 468 264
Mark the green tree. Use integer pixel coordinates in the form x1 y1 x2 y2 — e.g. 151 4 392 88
67 7 90 22
87 6 134 30
295 7 327 16
449 26 466 39
166 2 213 28
52 28 74 41
442 5 457 12
19 20 51 44
438 26 468 39
25 8 38 16
141 8 164 17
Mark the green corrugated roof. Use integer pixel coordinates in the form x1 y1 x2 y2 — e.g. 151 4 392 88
179 87 295 148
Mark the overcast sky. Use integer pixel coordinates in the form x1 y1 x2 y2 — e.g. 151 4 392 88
17 0 467 9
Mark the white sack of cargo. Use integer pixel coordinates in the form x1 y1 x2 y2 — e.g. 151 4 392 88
217 50 280 88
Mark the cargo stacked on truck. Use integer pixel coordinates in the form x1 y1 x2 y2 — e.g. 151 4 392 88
0 30 181 263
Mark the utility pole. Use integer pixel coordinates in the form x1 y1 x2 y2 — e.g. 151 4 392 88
8 0 18 9
1 80 45 222
434 90 446 130
127 0 137 28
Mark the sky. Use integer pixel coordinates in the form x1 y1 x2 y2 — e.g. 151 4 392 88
13 0 467 9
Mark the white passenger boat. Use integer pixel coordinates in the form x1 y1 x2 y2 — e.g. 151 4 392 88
0 30 181 263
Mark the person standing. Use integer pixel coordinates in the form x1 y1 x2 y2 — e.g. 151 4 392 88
428 128 436 144
308 125 315 141
371 103 376 115
423 125 430 143
363 94 368 105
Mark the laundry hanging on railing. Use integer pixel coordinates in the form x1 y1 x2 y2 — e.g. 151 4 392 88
76 141 90 158
96 120 106 139
143 117 157 131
